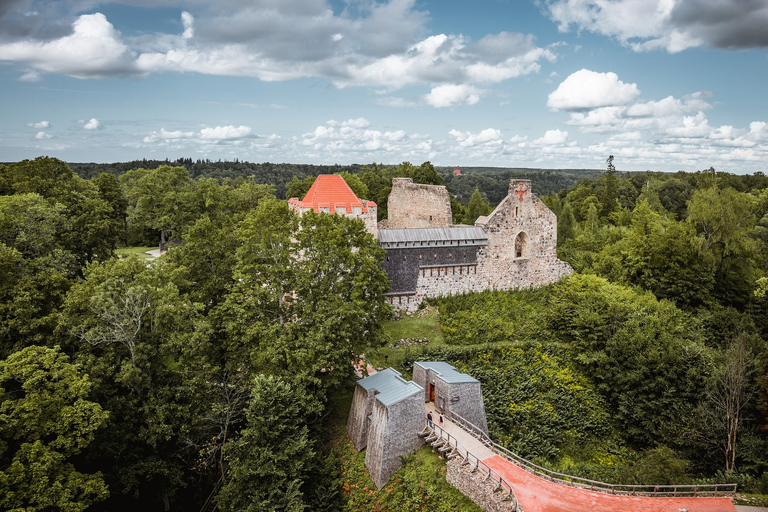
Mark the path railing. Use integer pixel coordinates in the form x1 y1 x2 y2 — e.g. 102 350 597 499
425 420 520 511
446 410 737 498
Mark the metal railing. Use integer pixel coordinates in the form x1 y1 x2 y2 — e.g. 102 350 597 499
445 410 737 498
425 420 520 511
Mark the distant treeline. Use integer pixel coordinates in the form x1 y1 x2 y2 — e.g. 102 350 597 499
65 158 603 202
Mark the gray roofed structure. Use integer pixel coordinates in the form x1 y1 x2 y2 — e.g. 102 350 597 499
414 361 479 384
358 368 423 407
378 227 488 249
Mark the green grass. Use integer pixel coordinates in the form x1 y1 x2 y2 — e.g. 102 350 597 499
115 246 157 259
366 307 445 370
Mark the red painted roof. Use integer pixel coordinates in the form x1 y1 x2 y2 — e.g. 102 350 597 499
288 174 376 213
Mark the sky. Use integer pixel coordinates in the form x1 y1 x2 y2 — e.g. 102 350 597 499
1 0 767 173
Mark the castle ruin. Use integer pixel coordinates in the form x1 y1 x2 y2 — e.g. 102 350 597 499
289 174 572 310
379 178 572 310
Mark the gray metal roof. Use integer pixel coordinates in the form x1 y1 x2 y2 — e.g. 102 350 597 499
414 361 479 384
378 227 488 249
357 368 423 407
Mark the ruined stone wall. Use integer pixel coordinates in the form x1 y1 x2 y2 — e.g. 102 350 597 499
387 178 451 229
447 382 489 436
365 394 426 489
446 458 520 512
347 385 374 451
475 180 572 291
383 179 572 311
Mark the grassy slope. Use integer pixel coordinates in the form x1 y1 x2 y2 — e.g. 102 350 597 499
115 246 156 259
365 307 445 371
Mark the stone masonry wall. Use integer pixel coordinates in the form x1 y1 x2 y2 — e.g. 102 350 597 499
475 180 572 290
446 458 520 512
448 382 489 436
385 179 572 311
387 178 452 229
347 385 374 451
365 393 426 489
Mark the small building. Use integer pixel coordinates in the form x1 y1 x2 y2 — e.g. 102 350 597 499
347 368 425 489
288 174 378 236
412 361 488 435
453 167 462 176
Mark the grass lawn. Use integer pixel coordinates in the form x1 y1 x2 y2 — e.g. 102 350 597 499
115 246 157 259
365 307 446 371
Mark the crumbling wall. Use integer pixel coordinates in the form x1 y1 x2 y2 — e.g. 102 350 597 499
387 178 451 229
446 458 521 512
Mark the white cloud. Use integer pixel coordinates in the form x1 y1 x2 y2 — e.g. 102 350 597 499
199 125 252 140
181 11 194 40
0 13 137 78
27 120 50 128
0 5 553 98
35 131 52 139
423 84 482 108
448 128 503 147
143 125 253 144
541 0 768 52
83 118 102 130
533 129 569 145
548 69 640 111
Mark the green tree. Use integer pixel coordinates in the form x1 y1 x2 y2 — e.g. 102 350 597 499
120 165 191 245
557 201 577 244
286 175 318 200
462 188 492 225
221 201 391 415
0 345 109 512
546 274 710 446
60 257 210 510
217 375 313 512
601 155 619 220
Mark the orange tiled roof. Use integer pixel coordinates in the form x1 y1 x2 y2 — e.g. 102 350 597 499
289 174 376 213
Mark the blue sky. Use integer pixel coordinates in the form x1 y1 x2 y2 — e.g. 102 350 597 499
1 0 767 173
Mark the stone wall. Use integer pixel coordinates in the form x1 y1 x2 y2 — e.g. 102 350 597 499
383 246 480 294
448 382 489 435
446 458 520 512
347 385 374 451
365 393 426 489
387 178 451 229
382 179 573 311
475 180 572 291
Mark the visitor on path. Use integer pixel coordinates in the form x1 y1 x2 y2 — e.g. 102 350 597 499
439 415 443 426
427 412 433 428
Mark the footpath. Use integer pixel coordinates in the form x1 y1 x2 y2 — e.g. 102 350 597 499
433 409 737 512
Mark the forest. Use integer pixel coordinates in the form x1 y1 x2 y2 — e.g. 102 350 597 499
1 156 767 511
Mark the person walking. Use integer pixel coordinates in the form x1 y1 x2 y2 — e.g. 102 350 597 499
439 415 443 426
427 412 433 428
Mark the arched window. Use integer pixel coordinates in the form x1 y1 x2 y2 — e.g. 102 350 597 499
514 232 528 259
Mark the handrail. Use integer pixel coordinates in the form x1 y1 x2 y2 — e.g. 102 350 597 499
426 420 520 511
445 410 737 498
